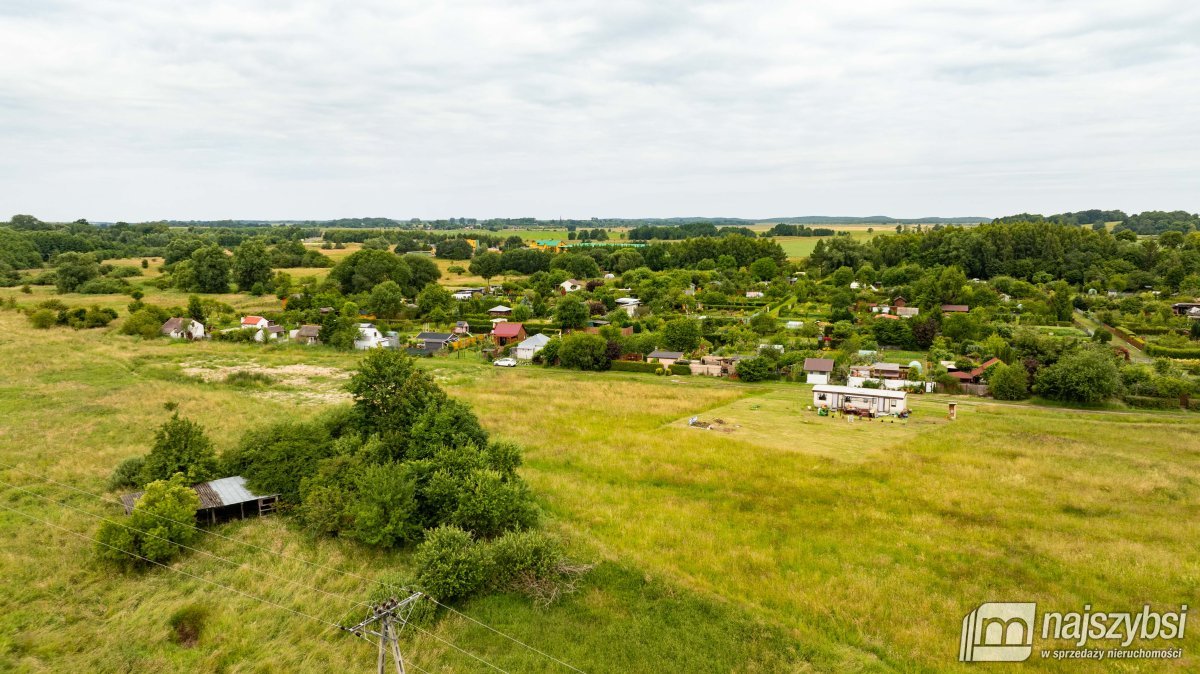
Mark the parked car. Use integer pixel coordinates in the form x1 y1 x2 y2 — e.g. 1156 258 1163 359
493 357 517 367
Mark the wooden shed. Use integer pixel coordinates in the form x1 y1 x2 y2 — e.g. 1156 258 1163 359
120 476 278 524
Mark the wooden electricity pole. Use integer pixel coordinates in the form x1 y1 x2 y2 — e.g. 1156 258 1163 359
342 592 424 674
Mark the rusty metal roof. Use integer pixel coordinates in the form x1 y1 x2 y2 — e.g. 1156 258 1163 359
119 476 275 514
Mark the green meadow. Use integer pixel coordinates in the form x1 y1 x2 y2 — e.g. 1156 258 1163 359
0 311 1197 672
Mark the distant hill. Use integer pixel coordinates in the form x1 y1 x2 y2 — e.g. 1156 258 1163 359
759 215 991 225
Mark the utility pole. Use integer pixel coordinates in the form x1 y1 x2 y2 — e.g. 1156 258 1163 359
342 592 424 674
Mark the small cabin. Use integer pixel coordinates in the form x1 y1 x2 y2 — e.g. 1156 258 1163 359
120 476 278 524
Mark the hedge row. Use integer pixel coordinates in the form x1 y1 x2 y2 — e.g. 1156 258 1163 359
608 361 691 376
1124 325 1188 336
1123 395 1183 410
1144 343 1200 359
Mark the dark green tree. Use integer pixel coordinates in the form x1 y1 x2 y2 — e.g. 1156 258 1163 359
140 413 219 485
190 245 231 293
231 240 273 291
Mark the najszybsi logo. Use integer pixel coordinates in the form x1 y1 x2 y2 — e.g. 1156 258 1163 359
960 602 1037 662
959 602 1189 663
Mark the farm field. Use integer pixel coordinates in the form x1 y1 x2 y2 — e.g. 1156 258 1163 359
1 312 1198 672
772 229 881 260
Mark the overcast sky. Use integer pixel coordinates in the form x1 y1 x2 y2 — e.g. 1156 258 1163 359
2 1 1198 222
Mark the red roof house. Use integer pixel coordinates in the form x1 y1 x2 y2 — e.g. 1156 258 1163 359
491 322 527 346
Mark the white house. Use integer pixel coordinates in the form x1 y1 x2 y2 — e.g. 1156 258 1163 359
560 279 583 293
160 317 205 340
452 290 474 301
812 385 907 415
746 291 764 299
802 357 834 385
616 297 641 317
353 323 389 350
513 333 551 361
240 315 270 330
254 324 287 342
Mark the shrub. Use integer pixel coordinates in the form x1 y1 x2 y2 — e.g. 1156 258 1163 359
558 333 610 371
988 363 1030 400
413 525 489 602
96 474 201 567
140 413 219 486
735 356 774 382
1033 347 1121 404
609 360 660 374
655 367 664 375
76 277 130 294
348 463 422 548
223 371 276 387
108 455 147 491
120 309 166 339
28 308 56 329
450 470 538 538
228 420 335 503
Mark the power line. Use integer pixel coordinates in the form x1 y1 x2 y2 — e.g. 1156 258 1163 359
1 461 588 672
0 493 444 674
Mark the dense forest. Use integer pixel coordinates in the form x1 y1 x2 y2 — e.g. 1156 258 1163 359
808 220 1200 291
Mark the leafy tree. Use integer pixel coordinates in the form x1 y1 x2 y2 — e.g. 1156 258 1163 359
53 252 100 293
549 253 600 279
186 295 206 323
348 463 422 548
469 252 504 289
319 313 359 350
231 240 273 291
736 356 774 382
368 280 406 318
329 250 411 295
1049 281 1074 322
190 245 231 293
436 239 474 260
96 474 201 567
748 312 776 336
555 295 589 329
1033 347 1121 404
558 333 610 370
406 399 490 461
512 304 533 322
141 413 219 485
661 318 702 352
226 421 335 503
348 350 447 435
402 254 441 293
416 283 452 316
749 257 778 281
988 363 1029 400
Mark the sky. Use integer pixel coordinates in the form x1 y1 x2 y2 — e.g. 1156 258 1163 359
1 0 1198 222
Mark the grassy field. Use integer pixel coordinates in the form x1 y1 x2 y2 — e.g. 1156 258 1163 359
1 311 1198 672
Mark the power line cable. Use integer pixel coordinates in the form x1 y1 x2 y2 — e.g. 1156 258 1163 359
1 461 587 672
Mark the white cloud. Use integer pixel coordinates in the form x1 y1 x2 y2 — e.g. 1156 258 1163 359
0 0 1197 220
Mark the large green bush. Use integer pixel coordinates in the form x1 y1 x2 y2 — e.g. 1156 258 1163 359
558 332 610 371
96 474 201 566
413 525 489 601
140 413 219 486
988 363 1029 400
